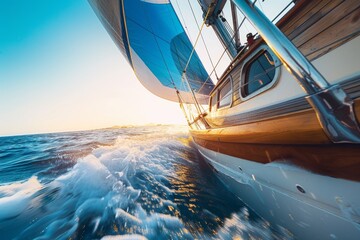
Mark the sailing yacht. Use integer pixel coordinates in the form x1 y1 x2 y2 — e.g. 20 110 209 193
89 0 360 239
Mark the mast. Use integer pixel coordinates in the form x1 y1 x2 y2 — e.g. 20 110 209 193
199 0 238 59
230 1 241 51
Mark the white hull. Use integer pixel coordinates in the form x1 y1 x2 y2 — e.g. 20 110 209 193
195 143 360 239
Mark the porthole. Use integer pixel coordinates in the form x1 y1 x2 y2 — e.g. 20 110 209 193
296 184 306 194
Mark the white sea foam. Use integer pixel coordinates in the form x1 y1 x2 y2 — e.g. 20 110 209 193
101 234 148 240
0 125 288 239
0 176 42 220
0 126 189 238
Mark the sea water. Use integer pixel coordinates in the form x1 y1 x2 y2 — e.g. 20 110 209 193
0 125 291 239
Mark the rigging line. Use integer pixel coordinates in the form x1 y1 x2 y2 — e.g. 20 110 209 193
183 72 204 114
198 33 246 94
243 0 291 39
172 0 193 43
198 0 260 93
168 2 196 93
176 89 192 125
271 0 295 23
183 1 214 74
183 76 215 85
258 0 264 13
169 1 207 111
187 0 219 80
177 1 216 116
168 0 213 110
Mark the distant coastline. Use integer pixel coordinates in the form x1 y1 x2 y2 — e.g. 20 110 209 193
0 123 187 138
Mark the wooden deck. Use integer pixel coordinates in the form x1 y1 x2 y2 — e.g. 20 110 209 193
280 0 360 60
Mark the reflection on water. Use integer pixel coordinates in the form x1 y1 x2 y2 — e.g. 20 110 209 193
0 125 290 239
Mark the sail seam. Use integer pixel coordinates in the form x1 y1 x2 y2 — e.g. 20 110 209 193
120 0 134 68
140 1 177 88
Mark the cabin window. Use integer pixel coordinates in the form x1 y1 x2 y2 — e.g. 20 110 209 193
210 92 218 112
218 78 232 109
241 48 279 99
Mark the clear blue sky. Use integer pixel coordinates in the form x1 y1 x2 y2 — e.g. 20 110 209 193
0 0 186 136
0 0 291 136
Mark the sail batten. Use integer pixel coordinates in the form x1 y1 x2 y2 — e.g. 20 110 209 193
89 0 214 104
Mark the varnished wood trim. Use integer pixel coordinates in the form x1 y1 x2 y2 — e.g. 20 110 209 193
305 31 360 60
355 97 360 123
276 0 311 31
193 137 360 182
194 107 330 145
288 0 344 42
296 3 360 59
192 98 360 182
195 98 360 145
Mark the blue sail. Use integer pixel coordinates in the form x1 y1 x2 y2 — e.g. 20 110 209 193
89 0 214 103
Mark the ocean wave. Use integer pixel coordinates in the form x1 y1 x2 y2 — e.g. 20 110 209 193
0 125 290 239
0 176 42 220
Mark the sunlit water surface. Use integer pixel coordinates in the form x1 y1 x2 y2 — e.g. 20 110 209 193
0 125 291 239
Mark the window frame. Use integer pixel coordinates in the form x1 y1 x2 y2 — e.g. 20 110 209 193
217 76 233 110
209 91 218 112
239 45 280 101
